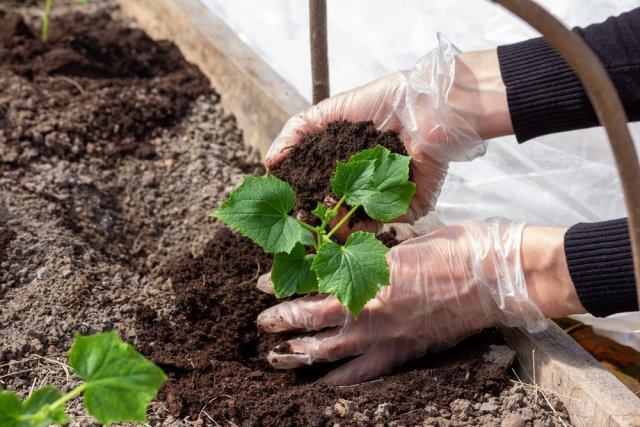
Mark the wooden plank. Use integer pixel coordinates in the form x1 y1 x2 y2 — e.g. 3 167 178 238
115 0 309 159
500 323 640 426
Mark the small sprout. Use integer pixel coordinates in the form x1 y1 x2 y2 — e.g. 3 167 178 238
213 145 415 317
42 0 90 41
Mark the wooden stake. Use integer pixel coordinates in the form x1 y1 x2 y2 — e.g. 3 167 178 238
309 0 330 104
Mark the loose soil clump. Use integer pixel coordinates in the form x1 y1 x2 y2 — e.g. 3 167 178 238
270 120 407 224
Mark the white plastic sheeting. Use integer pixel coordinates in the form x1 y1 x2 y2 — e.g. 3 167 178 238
204 0 640 228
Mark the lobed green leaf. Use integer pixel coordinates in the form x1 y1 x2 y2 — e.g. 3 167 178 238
330 160 376 207
272 243 318 298
69 331 166 426
298 228 316 247
311 232 389 317
213 176 303 254
330 146 415 222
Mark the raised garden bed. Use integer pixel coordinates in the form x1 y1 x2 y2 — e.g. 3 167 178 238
1 1 639 426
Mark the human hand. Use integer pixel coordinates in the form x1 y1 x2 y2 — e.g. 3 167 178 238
266 35 487 229
256 218 549 385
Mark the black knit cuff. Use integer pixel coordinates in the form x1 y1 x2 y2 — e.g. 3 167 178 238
497 37 598 143
564 218 638 317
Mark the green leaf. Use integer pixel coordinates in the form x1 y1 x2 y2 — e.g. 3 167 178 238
364 181 415 222
349 146 416 222
213 176 303 253
69 331 166 426
24 387 70 426
0 391 24 427
311 232 389 317
298 228 316 246
311 202 337 224
331 146 415 221
311 202 326 221
0 387 69 427
348 145 386 163
330 160 376 207
272 243 318 297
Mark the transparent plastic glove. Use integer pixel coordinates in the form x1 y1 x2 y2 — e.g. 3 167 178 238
266 34 486 225
257 218 547 385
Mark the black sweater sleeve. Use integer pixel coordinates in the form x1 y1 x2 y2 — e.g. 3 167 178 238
564 219 637 316
497 9 640 316
497 7 640 142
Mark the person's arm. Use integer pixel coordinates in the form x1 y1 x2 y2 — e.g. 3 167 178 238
446 10 640 317
499 7 640 142
449 7 640 141
521 226 587 318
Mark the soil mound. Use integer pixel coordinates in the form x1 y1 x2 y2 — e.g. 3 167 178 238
0 8 212 165
135 226 512 426
270 120 407 224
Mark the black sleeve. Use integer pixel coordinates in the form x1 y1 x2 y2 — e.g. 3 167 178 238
497 7 640 142
564 218 638 316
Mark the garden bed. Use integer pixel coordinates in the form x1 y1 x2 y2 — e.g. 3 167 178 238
0 1 570 426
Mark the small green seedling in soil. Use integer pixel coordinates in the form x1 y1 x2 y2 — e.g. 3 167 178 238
0 331 166 427
42 0 90 41
213 145 415 317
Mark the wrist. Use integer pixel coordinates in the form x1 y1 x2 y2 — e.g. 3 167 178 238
521 226 587 318
448 49 513 140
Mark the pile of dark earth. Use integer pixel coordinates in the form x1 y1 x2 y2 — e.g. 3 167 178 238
269 120 407 225
0 1 571 426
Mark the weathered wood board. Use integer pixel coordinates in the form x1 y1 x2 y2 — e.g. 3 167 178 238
116 0 309 160
117 0 640 425
501 323 640 426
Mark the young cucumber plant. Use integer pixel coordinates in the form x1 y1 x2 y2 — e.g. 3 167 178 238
42 0 89 41
0 332 166 427
213 145 415 317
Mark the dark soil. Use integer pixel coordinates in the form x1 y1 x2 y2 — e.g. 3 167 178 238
0 8 211 166
135 226 514 426
270 120 407 225
377 227 400 248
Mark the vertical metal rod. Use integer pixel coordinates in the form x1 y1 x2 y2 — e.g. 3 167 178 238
492 0 640 310
309 0 330 104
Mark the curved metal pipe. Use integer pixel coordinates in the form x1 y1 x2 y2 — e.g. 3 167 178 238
492 0 640 310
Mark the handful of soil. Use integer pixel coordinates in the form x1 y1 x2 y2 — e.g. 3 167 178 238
269 120 408 225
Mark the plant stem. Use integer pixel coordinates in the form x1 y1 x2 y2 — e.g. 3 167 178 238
319 194 346 231
42 0 53 41
326 205 359 239
296 219 318 234
333 194 347 212
48 382 88 413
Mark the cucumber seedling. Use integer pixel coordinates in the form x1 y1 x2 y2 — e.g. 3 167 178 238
213 145 415 317
0 332 166 427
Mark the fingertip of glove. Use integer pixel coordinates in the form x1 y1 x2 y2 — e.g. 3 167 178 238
267 349 309 369
256 272 274 294
257 309 279 332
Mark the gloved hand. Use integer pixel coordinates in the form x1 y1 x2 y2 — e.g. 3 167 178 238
257 218 548 385
266 35 486 225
